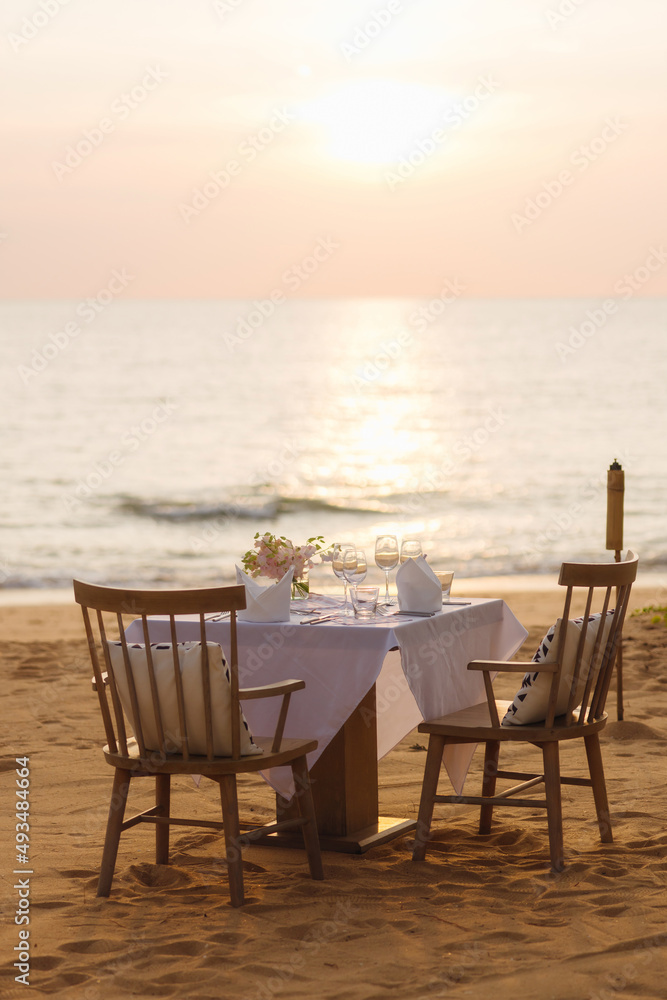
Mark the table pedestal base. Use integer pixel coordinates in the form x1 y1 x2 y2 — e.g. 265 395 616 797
252 816 417 855
259 683 417 853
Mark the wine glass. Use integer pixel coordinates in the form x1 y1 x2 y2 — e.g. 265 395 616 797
375 535 399 605
400 539 423 563
332 543 354 609
341 548 364 615
345 548 368 586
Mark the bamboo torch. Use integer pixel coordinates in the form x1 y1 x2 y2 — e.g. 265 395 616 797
606 459 625 720
606 459 624 556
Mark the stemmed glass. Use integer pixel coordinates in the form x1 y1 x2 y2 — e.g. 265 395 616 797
342 548 367 615
375 534 399 606
332 543 354 612
400 539 423 563
344 549 367 586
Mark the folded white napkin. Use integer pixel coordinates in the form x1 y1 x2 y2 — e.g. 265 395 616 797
396 555 442 613
235 565 293 622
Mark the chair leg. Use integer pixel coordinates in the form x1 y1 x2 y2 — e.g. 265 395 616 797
412 734 446 862
542 742 564 872
584 733 613 843
97 768 131 897
219 775 244 907
290 755 324 881
155 773 170 865
479 740 500 835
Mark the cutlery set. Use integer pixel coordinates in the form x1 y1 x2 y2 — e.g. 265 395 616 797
205 603 471 626
298 603 472 624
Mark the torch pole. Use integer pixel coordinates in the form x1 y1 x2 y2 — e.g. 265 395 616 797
606 460 625 720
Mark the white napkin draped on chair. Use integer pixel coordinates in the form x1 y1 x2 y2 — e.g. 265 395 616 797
396 555 442 613
235 565 293 622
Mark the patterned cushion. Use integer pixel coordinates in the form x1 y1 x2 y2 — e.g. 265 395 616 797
106 640 261 756
502 611 614 726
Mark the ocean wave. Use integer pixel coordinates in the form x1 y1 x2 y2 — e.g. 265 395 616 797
277 496 399 515
116 493 400 520
116 498 280 521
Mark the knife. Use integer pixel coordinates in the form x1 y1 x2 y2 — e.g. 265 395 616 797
394 610 437 617
300 614 339 625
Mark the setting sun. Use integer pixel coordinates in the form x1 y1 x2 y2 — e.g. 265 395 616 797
298 78 450 166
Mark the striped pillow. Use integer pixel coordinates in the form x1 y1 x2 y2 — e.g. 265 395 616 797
502 611 614 726
106 640 261 756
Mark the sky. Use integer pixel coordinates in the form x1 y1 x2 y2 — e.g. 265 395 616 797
1 0 666 299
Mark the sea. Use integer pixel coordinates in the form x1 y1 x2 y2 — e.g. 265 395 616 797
2 297 666 594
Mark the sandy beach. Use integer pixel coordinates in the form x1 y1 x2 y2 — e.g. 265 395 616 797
2 577 666 1000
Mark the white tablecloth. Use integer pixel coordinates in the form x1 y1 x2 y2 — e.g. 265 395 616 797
126 598 527 799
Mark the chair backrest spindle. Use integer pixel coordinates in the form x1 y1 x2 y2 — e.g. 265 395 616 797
229 610 241 759
169 615 189 760
82 606 117 753
99 609 131 756
141 614 166 754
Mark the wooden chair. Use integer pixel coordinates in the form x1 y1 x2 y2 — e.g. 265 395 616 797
73 580 324 906
412 552 638 872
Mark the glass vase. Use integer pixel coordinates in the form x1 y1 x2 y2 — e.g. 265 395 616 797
291 566 309 599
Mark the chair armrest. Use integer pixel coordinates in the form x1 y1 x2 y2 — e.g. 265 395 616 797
239 679 305 700
467 659 559 674
239 678 306 752
466 659 560 727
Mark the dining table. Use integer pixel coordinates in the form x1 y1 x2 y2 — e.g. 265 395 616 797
125 595 527 853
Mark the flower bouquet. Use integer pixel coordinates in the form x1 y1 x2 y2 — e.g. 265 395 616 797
241 532 329 598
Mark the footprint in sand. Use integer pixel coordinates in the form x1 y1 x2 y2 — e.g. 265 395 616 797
151 940 209 957
479 929 531 943
127 863 192 888
30 900 76 910
596 903 630 916
208 931 250 946
59 938 120 954
523 916 570 927
37 971 90 990
27 955 63 970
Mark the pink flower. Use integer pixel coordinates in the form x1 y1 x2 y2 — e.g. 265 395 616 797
241 532 330 581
